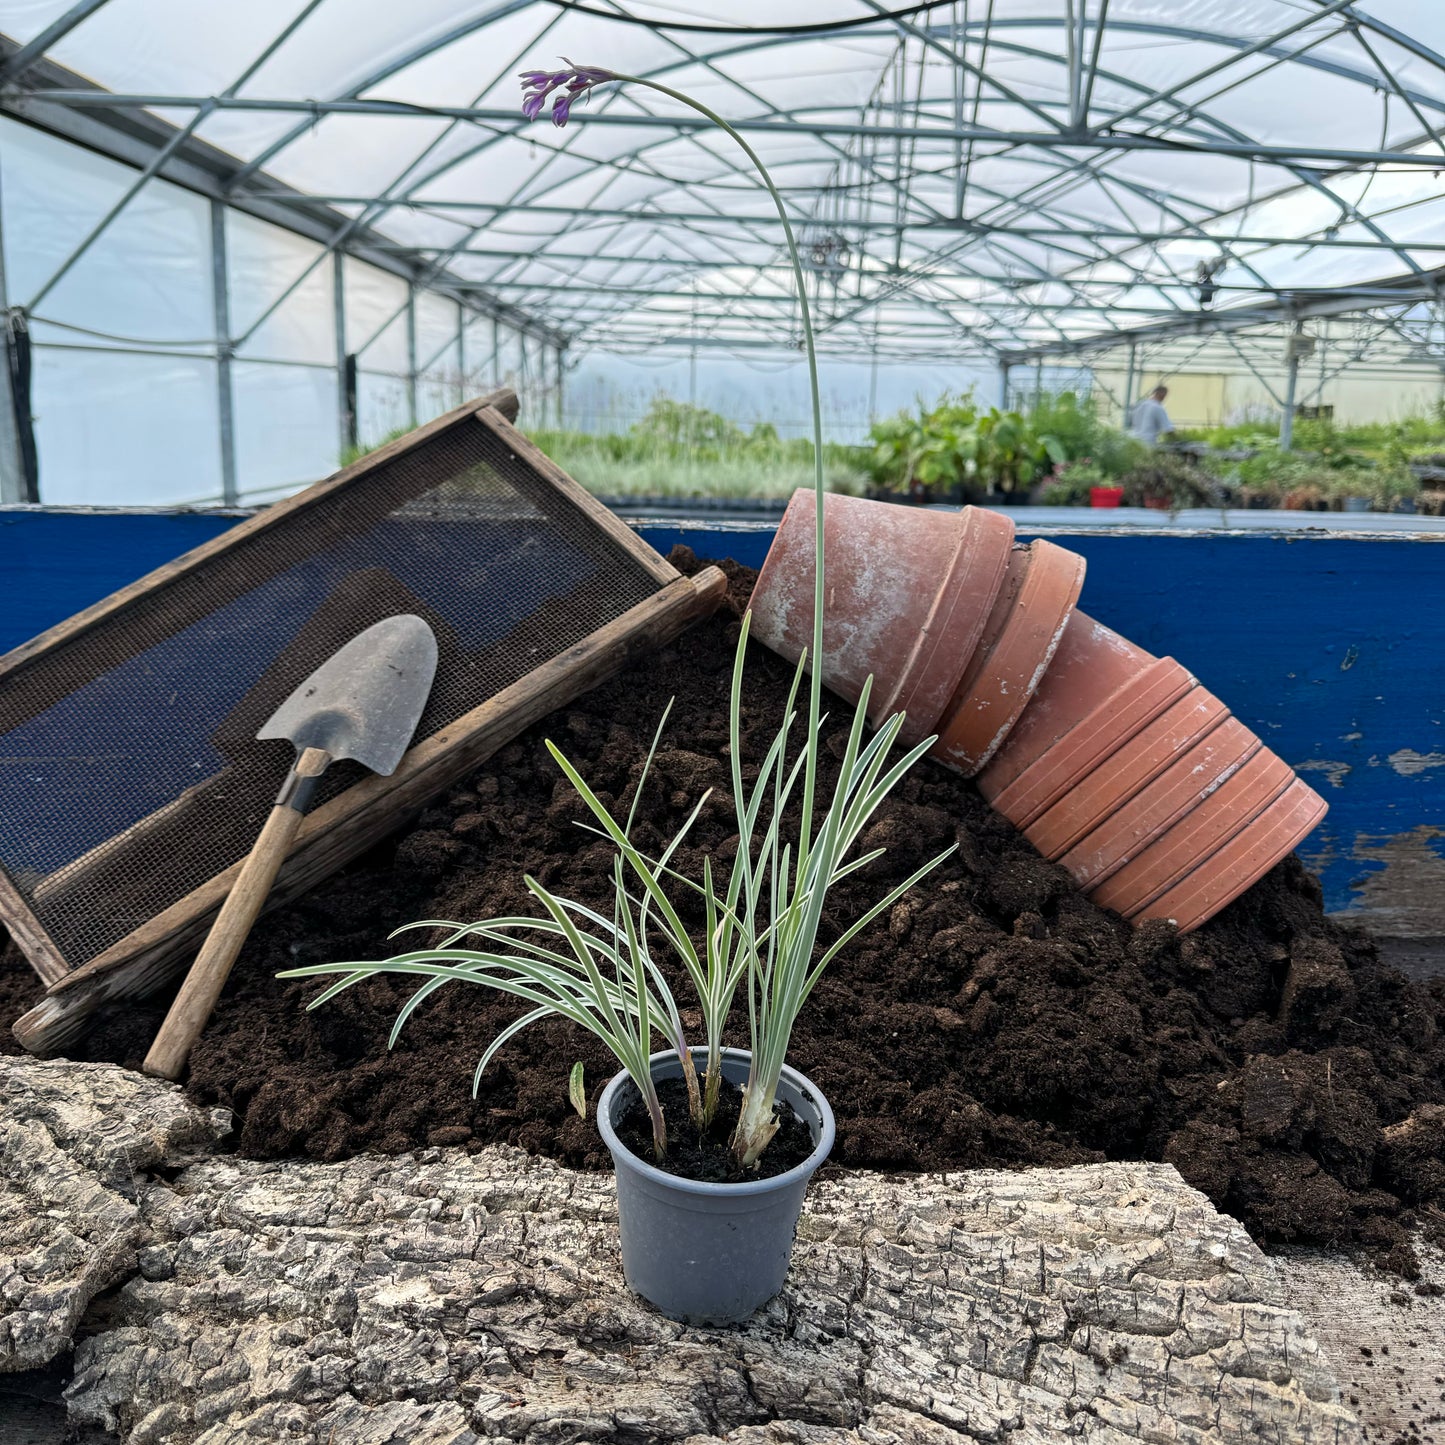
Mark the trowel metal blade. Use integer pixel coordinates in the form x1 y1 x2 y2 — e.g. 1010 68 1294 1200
257 614 438 776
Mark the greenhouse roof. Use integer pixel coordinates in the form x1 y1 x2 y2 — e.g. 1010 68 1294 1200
2 1 1444 363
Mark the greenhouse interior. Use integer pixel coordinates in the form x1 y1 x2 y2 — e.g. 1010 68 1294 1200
1 5 1444 1444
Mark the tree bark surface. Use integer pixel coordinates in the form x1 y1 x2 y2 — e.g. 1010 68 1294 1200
0 1058 1363 1444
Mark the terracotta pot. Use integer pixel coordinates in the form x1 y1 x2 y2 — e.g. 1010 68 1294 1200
1021 686 1231 862
749 491 1015 746
977 611 1192 825
1089 486 1125 509
750 496 1327 935
1087 748 1296 919
928 539 1085 776
1132 778 1329 932
1056 717 1262 890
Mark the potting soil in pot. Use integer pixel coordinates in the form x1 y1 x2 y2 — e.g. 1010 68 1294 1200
613 1075 815 1183
2 550 1442 1272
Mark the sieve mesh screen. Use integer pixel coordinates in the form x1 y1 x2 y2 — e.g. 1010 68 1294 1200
0 413 662 970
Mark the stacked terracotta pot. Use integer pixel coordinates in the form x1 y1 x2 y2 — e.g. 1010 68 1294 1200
749 491 1326 935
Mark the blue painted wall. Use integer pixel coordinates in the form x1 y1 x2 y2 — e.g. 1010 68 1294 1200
3 510 1441 926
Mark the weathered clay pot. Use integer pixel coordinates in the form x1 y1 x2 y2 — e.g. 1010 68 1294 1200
977 611 1192 823
1021 686 1232 862
1087 748 1296 919
750 507 1328 934
749 491 1014 745
1132 779 1329 932
928 540 1085 776
1056 716 1262 890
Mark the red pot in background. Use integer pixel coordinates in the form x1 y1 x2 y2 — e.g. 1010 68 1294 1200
1089 486 1125 508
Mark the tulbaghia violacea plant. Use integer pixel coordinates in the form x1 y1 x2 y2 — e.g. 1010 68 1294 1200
280 707 707 1159
284 64 954 1169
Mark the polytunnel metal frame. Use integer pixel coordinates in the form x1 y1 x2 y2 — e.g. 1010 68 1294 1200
3 0 1445 500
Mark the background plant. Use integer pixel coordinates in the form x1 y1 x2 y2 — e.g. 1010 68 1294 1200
1041 458 1109 504
1119 453 1217 510
1023 391 1144 478
531 397 868 499
974 408 1067 493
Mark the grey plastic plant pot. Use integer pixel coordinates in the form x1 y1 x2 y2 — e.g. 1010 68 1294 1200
596 1046 835 1326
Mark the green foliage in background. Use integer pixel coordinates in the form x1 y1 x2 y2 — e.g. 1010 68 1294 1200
339 399 869 499
1119 453 1217 511
1194 414 1431 511
865 389 1138 497
1176 403 1445 463
530 397 869 498
1023 391 1146 479
338 392 1436 513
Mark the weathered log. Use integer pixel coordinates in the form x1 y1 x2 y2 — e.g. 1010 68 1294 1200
0 1058 1363 1443
0 1060 229 1372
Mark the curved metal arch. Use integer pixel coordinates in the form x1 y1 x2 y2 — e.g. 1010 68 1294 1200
216 53 1413 331
934 12 1445 121
226 0 545 188
923 29 1426 291
239 2 1445 189
150 0 1445 355
343 30 1261 299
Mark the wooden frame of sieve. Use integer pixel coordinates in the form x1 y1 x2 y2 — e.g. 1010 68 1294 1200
4 388 726 1055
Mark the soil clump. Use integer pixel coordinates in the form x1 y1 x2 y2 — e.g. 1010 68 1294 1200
2 549 1442 1271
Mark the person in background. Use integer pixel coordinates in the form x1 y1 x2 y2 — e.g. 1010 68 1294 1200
1129 384 1173 446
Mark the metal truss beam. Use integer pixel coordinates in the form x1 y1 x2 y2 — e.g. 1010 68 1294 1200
355 216 1439 256
1000 270 1445 363
17 92 1445 169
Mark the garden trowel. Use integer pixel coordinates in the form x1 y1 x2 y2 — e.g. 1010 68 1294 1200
143 614 438 1080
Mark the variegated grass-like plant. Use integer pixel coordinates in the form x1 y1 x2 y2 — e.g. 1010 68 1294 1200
281 65 954 1167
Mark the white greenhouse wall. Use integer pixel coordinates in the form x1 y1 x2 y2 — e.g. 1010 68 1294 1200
1092 366 1445 432
0 115 560 506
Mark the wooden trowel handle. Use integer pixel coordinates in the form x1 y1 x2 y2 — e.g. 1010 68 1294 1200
143 747 331 1080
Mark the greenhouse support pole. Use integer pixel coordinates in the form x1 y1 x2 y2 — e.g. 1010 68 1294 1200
0 311 37 504
405 282 418 426
998 361 1011 409
1034 356 1044 407
0 169 36 502
555 345 566 427
1123 340 1138 424
209 201 238 507
490 316 501 387
333 257 354 457
455 301 466 404
1280 328 1303 453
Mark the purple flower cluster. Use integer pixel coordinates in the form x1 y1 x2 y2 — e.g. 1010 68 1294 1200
520 61 615 127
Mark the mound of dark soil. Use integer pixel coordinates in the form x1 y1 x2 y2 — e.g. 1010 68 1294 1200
3 550 1443 1271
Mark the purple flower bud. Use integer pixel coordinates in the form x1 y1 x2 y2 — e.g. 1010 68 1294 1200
519 60 615 125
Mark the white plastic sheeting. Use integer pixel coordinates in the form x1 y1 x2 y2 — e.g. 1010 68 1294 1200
2 2 1444 501
0 111 552 503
